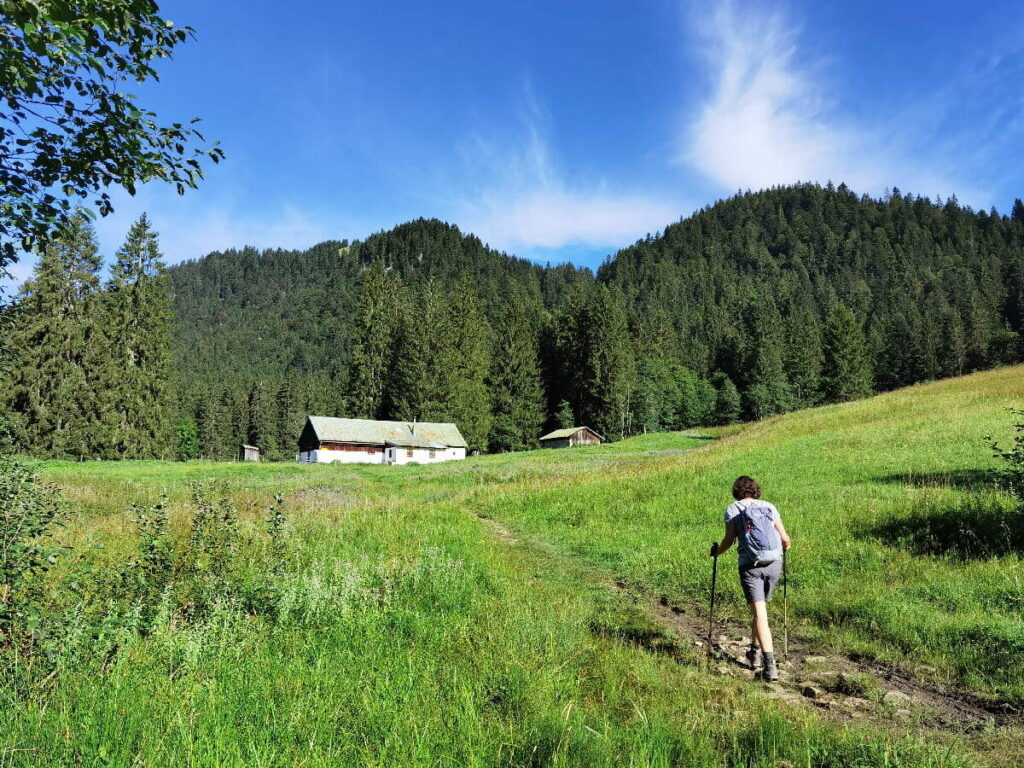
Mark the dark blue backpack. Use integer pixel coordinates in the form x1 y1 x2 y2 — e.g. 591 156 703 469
737 503 782 566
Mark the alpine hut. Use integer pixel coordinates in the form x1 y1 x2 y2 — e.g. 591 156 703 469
538 426 605 449
297 416 468 465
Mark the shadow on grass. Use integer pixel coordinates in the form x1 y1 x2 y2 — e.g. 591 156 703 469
866 497 1024 561
875 469 997 492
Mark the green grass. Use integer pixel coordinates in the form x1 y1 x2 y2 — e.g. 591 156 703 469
5 366 1023 766
480 366 1024 702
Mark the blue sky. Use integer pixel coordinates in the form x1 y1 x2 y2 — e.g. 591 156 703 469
5 0 1024 286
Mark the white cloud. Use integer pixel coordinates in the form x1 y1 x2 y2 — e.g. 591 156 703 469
452 97 682 255
0 193 340 293
684 1 986 203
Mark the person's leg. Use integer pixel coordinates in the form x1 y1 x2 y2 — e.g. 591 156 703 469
748 601 774 654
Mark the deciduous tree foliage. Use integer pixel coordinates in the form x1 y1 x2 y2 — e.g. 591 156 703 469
0 1 222 268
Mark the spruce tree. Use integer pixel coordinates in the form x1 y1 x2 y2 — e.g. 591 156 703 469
712 373 741 425
744 299 793 420
246 381 279 458
554 400 574 429
6 212 103 457
489 305 545 451
581 285 635 439
99 214 174 458
784 304 823 408
822 303 873 403
445 278 493 451
389 282 452 424
348 263 401 419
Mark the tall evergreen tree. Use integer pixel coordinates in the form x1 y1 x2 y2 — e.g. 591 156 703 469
98 214 174 458
489 305 545 451
712 373 741 425
581 285 635 439
445 279 493 451
822 303 873 403
348 263 402 419
4 212 103 456
784 303 823 408
744 299 793 420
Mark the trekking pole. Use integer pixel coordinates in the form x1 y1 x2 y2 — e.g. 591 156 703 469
782 548 789 662
708 543 719 657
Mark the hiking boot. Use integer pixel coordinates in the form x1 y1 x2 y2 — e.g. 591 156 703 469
745 645 762 670
762 654 779 682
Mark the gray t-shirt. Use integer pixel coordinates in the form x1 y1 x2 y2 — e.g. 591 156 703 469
725 499 781 568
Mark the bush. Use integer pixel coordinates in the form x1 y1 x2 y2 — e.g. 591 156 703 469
988 408 1024 509
0 455 65 643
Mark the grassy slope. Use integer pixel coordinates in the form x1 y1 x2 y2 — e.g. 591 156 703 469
481 365 1024 700
9 365 1021 766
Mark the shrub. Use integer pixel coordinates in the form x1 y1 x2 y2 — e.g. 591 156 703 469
0 455 65 644
988 408 1024 509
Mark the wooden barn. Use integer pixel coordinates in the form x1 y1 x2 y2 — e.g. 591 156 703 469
297 416 467 465
240 444 261 461
539 426 605 449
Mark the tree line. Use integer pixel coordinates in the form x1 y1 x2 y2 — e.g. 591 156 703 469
3 184 1023 460
1 213 174 459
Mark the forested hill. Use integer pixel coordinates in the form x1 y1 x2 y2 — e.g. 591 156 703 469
163 183 1024 461
169 220 590 387
8 184 1018 460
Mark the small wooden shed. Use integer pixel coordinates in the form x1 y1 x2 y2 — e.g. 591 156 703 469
240 444 261 462
539 426 605 449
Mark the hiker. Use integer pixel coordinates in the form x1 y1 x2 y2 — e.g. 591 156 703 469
710 475 791 681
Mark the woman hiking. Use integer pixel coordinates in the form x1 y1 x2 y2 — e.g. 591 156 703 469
710 476 791 681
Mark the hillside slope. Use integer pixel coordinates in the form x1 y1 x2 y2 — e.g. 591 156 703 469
166 184 1024 460
28 364 1024 766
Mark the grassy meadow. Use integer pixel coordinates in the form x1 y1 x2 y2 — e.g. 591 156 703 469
2 365 1022 766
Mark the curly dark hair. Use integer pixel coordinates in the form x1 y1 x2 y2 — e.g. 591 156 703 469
732 476 761 500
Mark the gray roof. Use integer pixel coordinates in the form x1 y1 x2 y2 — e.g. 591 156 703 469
307 416 467 448
539 426 605 442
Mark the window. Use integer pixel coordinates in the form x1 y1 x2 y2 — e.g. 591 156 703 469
406 449 413 458
366 446 374 454
429 449 436 459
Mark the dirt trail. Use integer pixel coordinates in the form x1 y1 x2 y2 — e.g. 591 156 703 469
475 513 1022 738
626 579 1020 732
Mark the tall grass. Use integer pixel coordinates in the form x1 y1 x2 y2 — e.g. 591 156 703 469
6 367 1022 766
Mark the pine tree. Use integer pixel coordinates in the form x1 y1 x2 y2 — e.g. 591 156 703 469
554 400 574 429
712 373 741 425
822 303 873 403
581 285 635 439
784 304 823 408
246 381 278 458
99 214 174 458
489 305 545 451
445 279 493 451
5 212 104 457
744 299 793 420
348 263 402 419
389 282 453 423
552 283 591 420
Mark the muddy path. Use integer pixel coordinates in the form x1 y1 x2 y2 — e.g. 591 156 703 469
474 512 1023 743
622 578 1021 732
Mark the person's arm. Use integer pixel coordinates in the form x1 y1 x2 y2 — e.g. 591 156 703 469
775 517 791 550
711 522 736 557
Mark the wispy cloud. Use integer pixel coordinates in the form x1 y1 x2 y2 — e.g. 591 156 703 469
452 94 682 257
683 1 993 204
0 192 341 292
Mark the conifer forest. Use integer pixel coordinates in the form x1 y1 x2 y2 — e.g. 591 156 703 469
2 183 1023 460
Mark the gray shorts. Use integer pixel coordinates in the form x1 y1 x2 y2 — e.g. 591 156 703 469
739 560 782 603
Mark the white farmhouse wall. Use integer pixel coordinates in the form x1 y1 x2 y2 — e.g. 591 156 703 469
305 449 386 465
385 446 465 465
